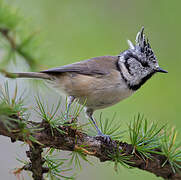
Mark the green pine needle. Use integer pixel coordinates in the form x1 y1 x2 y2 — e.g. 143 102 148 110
44 149 74 180
45 157 74 180
70 99 86 122
129 113 166 159
160 128 181 173
64 98 86 125
68 146 92 170
108 144 133 172
0 82 27 118
0 82 44 144
67 136 92 170
35 96 67 136
0 0 51 71
0 0 23 30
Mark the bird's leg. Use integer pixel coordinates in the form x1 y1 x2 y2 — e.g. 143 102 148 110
89 115 103 136
85 108 110 142
65 96 75 120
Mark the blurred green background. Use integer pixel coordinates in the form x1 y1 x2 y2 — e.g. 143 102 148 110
1 0 181 179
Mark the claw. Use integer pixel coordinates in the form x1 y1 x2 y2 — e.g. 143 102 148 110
96 133 111 143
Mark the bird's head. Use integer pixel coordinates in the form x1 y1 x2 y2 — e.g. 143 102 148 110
118 27 167 90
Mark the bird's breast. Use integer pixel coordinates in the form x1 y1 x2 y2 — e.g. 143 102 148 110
82 81 133 109
50 71 134 109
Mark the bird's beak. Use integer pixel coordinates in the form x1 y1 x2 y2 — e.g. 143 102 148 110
155 67 168 73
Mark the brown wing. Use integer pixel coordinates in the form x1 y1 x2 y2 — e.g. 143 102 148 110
40 56 119 76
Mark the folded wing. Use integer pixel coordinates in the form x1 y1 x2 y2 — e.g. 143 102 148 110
40 56 119 76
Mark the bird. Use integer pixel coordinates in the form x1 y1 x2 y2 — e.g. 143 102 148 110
7 27 168 139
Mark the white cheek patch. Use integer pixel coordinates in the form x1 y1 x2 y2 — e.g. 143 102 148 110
118 55 125 63
118 61 133 81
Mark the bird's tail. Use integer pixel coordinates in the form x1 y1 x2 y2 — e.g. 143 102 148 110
5 72 51 80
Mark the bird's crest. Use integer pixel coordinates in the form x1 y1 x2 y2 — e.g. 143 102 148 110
127 27 156 60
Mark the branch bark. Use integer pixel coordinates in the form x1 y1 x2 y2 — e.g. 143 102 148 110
26 145 45 180
0 117 180 180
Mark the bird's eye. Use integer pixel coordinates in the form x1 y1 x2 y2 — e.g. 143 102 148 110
152 59 157 63
141 61 149 67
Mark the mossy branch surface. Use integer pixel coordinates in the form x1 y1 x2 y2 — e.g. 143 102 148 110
0 116 180 180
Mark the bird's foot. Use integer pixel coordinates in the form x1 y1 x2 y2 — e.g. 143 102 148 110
96 132 111 144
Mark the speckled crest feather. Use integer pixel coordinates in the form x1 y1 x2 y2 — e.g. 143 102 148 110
135 27 156 60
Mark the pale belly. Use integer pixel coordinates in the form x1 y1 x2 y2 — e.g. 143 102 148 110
47 72 134 110
78 85 133 109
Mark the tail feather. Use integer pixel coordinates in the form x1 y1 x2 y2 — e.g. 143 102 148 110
12 72 51 80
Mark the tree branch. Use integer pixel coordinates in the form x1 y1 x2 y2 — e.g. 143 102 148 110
0 117 180 180
0 28 38 69
26 145 46 180
0 28 16 49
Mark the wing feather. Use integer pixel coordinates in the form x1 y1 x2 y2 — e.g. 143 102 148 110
40 56 119 76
